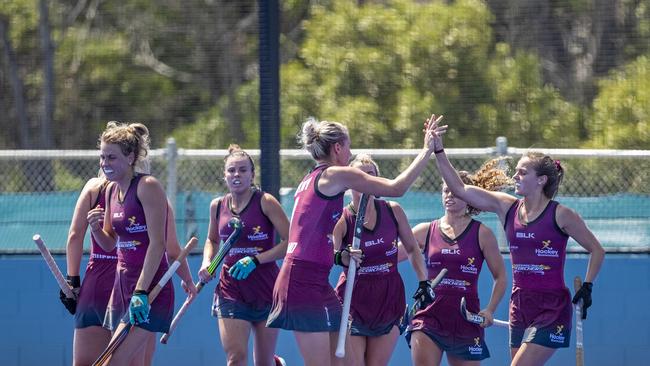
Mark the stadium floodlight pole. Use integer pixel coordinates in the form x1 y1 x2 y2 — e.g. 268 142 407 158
335 193 370 358
574 276 584 366
258 0 280 200
32 234 75 299
92 237 197 366
459 297 509 327
160 217 243 344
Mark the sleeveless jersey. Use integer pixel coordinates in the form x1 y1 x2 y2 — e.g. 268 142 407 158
505 200 569 290
285 164 344 267
88 181 117 264
110 175 168 272
217 190 276 266
424 219 484 297
341 199 399 276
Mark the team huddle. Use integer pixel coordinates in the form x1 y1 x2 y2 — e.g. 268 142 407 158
58 116 604 366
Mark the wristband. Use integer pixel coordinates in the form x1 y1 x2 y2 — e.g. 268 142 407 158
66 275 81 288
134 289 149 295
252 256 261 266
434 148 445 154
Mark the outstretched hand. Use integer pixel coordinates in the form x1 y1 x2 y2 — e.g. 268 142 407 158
422 114 447 152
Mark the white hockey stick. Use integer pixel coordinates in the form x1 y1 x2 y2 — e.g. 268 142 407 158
460 296 509 328
33 234 75 299
335 193 370 358
574 276 584 366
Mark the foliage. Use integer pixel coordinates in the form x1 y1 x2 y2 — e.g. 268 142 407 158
589 56 650 149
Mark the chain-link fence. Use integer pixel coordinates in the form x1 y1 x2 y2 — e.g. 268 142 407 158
1 138 649 253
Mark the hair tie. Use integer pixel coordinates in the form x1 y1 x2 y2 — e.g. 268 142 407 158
554 159 562 170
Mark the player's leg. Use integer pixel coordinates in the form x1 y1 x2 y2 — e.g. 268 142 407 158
410 330 444 366
294 331 332 366
105 326 153 366
346 334 367 366
365 326 400 366
511 343 556 366
73 326 111 366
251 320 279 366
446 354 480 366
219 317 253 366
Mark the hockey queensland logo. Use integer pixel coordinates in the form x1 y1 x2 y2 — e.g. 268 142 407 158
247 225 269 241
384 239 398 256
460 257 478 275
125 216 147 234
549 324 566 343
468 337 483 355
535 240 559 257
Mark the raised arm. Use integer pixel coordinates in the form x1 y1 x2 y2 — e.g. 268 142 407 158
135 176 168 292
391 202 427 281
320 114 447 197
477 224 506 327
431 125 515 219
257 193 290 263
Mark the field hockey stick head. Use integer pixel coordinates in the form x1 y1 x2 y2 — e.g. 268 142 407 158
460 296 485 325
228 216 242 230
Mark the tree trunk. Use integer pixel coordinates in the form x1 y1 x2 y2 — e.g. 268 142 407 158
0 15 31 148
37 0 56 191
39 0 55 149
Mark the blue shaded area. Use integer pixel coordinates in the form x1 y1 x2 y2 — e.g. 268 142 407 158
2 191 648 251
1 254 647 365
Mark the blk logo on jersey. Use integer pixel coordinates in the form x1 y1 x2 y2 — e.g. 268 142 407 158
549 324 566 343
516 231 535 239
441 248 460 255
248 225 269 241
364 237 384 247
469 337 483 355
461 257 478 274
535 240 559 257
125 216 147 233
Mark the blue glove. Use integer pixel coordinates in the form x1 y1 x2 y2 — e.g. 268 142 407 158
228 256 259 280
129 290 150 325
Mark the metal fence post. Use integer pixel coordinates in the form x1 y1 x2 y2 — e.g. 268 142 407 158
166 137 177 212
496 136 508 250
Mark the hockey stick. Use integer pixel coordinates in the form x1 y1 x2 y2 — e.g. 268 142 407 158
459 296 509 327
574 276 584 366
160 217 243 344
335 193 370 358
32 234 75 299
92 237 198 366
406 268 449 323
